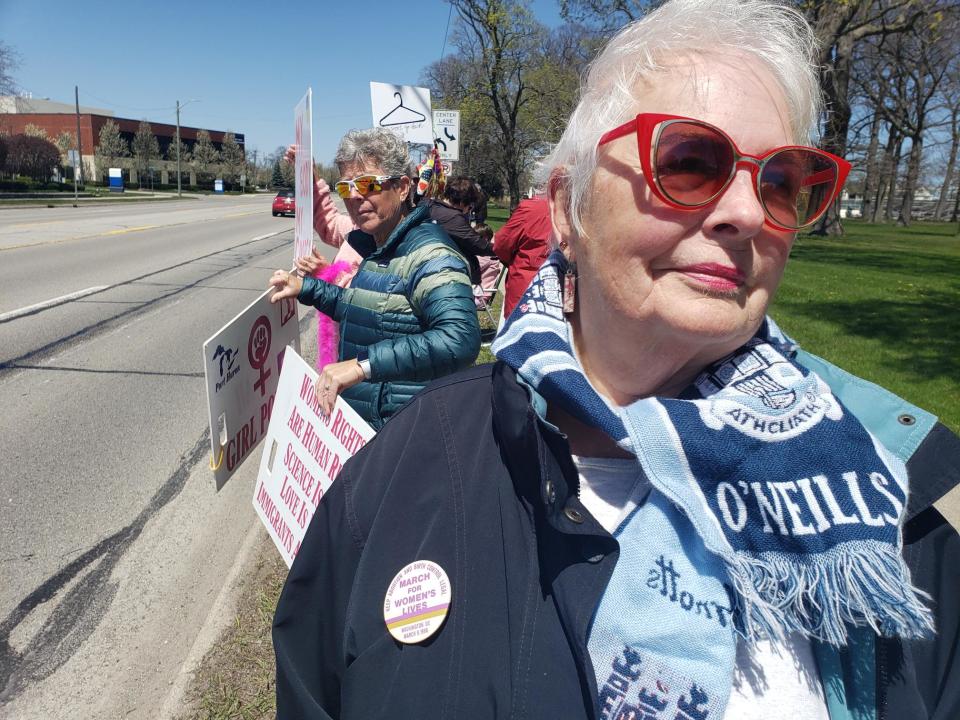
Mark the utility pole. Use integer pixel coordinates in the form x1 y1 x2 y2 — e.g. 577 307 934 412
176 100 182 199
74 86 84 190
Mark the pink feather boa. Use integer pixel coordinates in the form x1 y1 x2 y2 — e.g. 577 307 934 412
312 261 352 372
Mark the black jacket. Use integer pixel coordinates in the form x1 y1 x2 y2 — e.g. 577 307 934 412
273 362 960 720
426 199 494 284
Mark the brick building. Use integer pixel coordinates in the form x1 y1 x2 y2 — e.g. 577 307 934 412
0 96 244 187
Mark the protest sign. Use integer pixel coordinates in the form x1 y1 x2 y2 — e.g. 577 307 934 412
203 289 300 489
253 348 376 566
294 88 314 264
432 110 460 161
370 81 433 144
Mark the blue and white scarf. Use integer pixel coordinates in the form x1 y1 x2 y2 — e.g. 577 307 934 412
492 251 932 715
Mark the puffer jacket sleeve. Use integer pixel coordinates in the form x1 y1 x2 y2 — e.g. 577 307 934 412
366 245 480 382
298 275 344 317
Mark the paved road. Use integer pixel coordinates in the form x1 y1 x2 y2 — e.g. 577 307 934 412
0 196 325 717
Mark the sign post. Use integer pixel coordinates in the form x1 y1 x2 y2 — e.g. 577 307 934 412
432 110 460 162
203 289 301 489
294 89 314 265
253 348 375 566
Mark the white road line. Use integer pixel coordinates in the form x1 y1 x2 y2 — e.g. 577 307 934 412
0 228 289 325
0 286 109 323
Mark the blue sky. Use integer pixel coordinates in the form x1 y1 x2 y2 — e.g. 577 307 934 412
1 0 565 163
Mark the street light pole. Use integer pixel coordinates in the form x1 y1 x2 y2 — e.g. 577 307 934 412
176 100 182 199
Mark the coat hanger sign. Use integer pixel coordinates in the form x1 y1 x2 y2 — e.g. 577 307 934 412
370 81 434 144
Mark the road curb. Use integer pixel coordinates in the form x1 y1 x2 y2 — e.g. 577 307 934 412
156 519 268 720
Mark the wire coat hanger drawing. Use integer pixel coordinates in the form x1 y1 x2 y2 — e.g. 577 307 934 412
379 92 427 127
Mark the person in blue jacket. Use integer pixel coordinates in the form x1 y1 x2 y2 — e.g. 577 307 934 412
273 1 960 718
269 128 480 429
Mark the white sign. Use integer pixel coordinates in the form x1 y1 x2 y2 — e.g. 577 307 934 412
68 150 79 167
370 81 433 144
253 348 375 566
432 110 460 161
294 88 314 264
203 289 301 489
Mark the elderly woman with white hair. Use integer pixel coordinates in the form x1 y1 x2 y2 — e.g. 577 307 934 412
269 128 480 429
273 1 960 718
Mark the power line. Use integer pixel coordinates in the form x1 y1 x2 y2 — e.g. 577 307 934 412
440 1 454 62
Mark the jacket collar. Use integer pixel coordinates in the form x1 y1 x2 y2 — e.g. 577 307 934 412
368 202 430 259
491 362 617 538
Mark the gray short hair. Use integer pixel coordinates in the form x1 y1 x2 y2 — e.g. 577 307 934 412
335 128 412 177
547 0 822 236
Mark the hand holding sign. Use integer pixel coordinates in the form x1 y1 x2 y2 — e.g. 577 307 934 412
269 269 303 303
316 359 366 415
295 248 329 277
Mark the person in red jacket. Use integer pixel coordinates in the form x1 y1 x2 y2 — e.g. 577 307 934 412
493 195 552 318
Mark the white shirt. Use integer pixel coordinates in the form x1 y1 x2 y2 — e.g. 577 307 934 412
573 454 830 720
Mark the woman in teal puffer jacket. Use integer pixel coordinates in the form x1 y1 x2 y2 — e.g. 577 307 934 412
269 128 480 429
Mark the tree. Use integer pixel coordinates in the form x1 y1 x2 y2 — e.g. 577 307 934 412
271 159 286 188
53 130 75 181
933 68 960 221
131 120 161 189
0 135 7 174
4 134 60 182
313 162 337 188
190 130 220 187
23 123 48 139
802 0 949 234
435 0 585 209
559 0 658 31
220 132 246 189
853 7 958 225
166 133 191 186
0 41 19 96
95 120 129 182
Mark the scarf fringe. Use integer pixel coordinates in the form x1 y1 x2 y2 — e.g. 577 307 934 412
725 542 934 646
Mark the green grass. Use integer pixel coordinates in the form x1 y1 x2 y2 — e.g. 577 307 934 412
484 204 510 232
772 221 959 433
180 545 286 719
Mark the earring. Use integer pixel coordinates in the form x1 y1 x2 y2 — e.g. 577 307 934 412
563 262 577 315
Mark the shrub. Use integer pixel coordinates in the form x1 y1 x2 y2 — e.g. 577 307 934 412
4 135 61 182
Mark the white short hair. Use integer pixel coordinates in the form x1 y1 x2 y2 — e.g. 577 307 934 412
547 0 822 236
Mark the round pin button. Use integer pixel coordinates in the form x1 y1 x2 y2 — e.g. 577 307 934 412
383 560 452 644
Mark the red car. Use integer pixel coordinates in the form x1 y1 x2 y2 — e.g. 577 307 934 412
272 189 295 217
